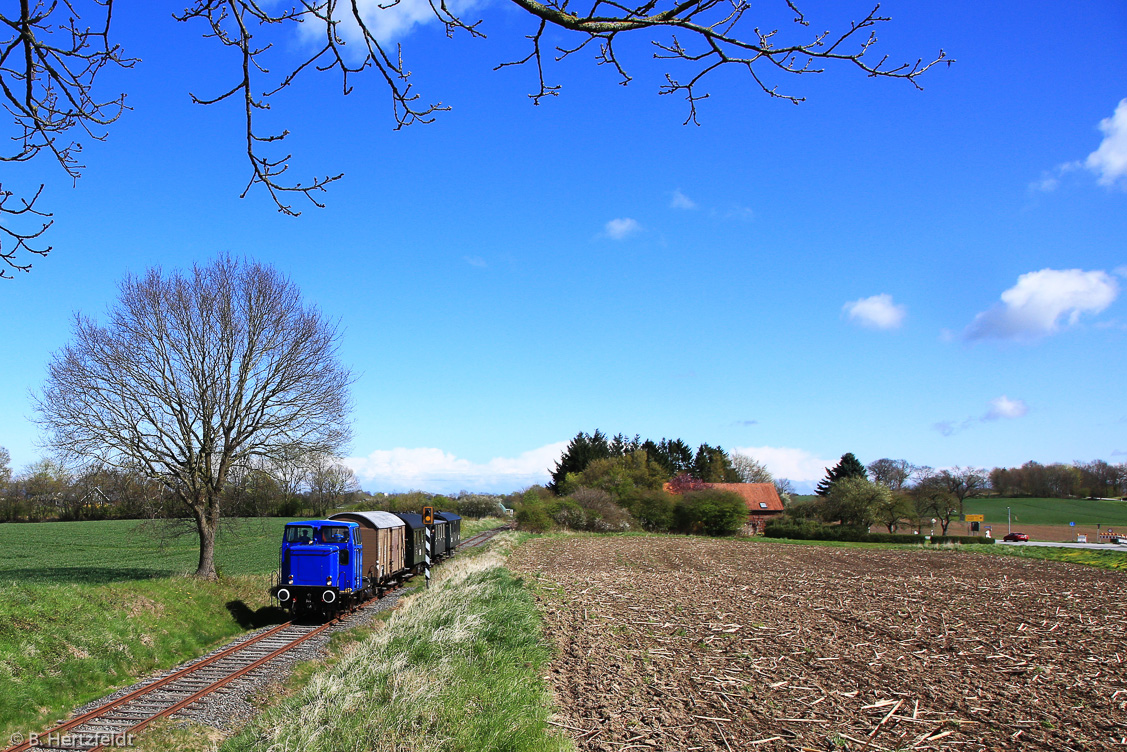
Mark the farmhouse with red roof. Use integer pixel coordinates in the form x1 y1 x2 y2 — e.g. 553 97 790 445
663 481 785 533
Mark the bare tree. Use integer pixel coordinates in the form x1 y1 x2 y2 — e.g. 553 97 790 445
3 1 948 276
35 255 353 579
308 453 360 516
867 458 913 491
0 446 10 486
730 451 774 483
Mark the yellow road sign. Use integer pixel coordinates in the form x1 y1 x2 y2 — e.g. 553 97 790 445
964 514 984 522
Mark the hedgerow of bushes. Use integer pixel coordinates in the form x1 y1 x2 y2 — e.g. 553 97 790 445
764 520 997 545
763 520 922 544
513 485 746 537
928 535 996 545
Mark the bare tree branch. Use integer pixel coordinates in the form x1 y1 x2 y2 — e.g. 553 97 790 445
3 1 948 276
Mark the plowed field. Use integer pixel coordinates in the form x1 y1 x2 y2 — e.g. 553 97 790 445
508 536 1127 751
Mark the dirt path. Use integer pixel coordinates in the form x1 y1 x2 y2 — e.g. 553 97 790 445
508 536 1127 751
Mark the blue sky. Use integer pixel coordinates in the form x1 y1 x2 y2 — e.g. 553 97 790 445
1 1 1125 493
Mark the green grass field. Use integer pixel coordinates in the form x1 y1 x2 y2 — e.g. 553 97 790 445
792 495 1127 528
962 497 1127 527
0 518 294 585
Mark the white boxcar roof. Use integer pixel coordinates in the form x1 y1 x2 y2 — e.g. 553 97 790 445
330 511 405 529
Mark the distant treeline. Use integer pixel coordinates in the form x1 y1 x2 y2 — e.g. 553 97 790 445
988 460 1125 499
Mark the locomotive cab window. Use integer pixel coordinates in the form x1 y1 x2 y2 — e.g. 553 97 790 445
285 526 315 544
322 526 349 543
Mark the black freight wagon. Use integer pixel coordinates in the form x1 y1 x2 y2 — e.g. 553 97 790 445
394 512 428 574
431 516 448 560
435 511 462 552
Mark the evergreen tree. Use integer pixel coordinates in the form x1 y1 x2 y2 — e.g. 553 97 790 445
643 438 695 477
608 433 642 457
815 452 867 497
549 430 612 492
692 444 741 483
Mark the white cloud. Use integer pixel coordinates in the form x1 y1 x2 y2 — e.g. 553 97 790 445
1029 173 1059 193
344 441 567 494
604 218 641 240
732 445 836 484
297 0 479 45
670 189 697 210
964 268 1119 341
463 255 486 268
843 293 907 330
1085 98 1127 187
935 395 1029 436
984 395 1028 420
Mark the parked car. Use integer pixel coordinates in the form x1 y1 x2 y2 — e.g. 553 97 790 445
1002 532 1029 542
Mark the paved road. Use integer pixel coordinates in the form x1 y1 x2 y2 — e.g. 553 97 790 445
998 539 1127 552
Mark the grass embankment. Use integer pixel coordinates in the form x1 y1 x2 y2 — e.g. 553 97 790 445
0 518 293 741
223 532 572 752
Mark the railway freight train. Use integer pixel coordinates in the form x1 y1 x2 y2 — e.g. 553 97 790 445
271 510 462 617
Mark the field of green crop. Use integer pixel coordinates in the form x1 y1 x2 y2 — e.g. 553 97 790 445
0 518 294 585
962 497 1127 527
792 495 1127 528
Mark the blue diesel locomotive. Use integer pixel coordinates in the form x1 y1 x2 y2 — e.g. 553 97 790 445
272 511 462 617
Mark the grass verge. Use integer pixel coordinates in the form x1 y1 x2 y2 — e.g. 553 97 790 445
752 531 1127 570
222 532 571 752
974 544 1127 571
0 575 279 742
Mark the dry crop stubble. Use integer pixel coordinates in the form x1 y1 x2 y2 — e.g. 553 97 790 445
508 535 1127 751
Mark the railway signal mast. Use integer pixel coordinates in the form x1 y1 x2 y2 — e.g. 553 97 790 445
422 506 434 589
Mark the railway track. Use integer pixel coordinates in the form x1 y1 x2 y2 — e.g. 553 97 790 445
5 524 511 752
459 523 512 550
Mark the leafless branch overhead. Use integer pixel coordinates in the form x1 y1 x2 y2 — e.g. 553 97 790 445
2 1 948 277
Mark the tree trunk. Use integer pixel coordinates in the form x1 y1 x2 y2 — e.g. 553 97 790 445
192 494 220 580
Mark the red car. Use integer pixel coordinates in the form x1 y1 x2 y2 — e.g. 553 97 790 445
1003 532 1029 542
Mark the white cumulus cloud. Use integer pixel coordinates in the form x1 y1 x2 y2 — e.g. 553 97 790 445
732 445 836 486
843 293 907 330
604 218 641 240
670 189 697 210
964 268 1119 341
344 442 568 494
985 395 1028 420
1085 98 1127 188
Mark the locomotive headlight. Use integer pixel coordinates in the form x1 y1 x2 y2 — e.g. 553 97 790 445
326 576 332 585
287 575 293 584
